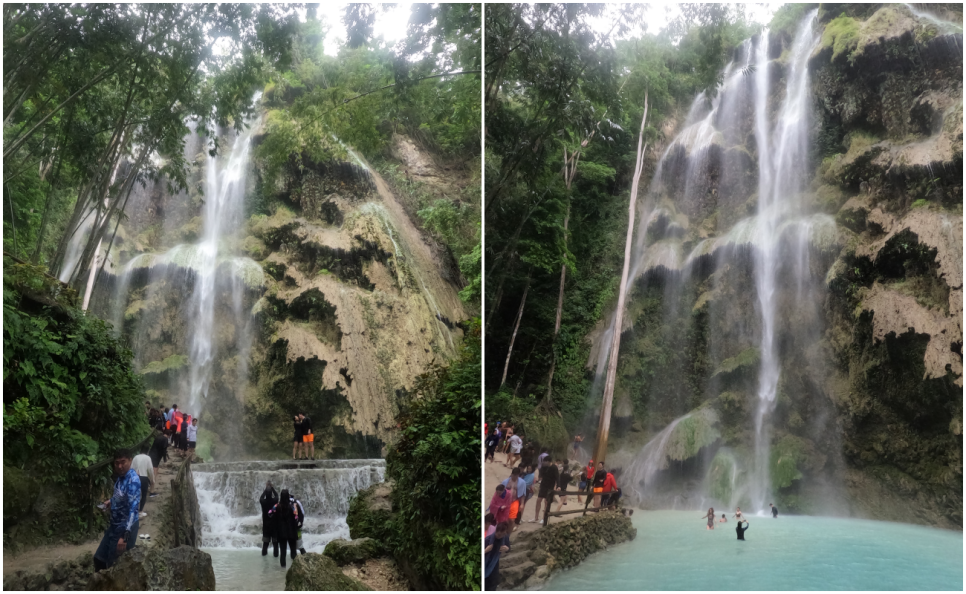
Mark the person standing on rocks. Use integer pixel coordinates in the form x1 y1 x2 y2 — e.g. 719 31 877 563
268 488 302 568
483 521 511 591
592 461 607 508
260 481 279 557
501 424 515 455
148 431 168 495
572 433 583 456
292 415 303 460
531 456 559 523
131 445 154 514
186 418 199 457
93 449 140 571
299 413 315 460
291 494 307 554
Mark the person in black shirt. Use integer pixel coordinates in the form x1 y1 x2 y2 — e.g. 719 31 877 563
592 462 607 508
484 428 500 463
736 519 749 540
770 503 778 518
299 413 315 460
292 415 303 460
259 481 279 557
554 460 572 512
531 457 560 523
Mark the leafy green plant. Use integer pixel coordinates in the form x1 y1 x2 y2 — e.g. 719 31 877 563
3 259 150 542
384 319 481 590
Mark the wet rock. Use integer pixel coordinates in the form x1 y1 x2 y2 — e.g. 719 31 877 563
87 545 215 591
323 537 385 566
284 553 371 591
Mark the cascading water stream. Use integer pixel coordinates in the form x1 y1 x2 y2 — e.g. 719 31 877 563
193 460 385 550
594 12 832 512
749 13 821 512
187 107 262 412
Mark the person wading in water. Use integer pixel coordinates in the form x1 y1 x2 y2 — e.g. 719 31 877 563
268 488 302 567
701 507 716 530
259 481 279 557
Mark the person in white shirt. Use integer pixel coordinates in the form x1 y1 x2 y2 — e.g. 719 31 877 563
505 433 523 468
186 418 199 455
131 446 155 514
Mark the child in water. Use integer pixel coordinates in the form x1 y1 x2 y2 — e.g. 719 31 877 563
719 513 727 523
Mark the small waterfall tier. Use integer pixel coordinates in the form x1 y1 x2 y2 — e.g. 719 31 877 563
193 459 385 549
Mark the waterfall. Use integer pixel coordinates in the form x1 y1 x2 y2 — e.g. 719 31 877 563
749 13 821 512
193 460 385 549
594 12 833 512
186 107 261 412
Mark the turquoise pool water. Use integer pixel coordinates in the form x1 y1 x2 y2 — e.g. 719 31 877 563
204 548 287 591
540 511 963 591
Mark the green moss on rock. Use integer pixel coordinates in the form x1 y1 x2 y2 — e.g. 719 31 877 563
140 354 189 376
665 408 721 462
323 538 385 566
284 553 370 591
346 483 393 542
770 434 807 489
821 15 860 63
712 347 760 378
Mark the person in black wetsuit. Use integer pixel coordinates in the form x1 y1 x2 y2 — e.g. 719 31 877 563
259 481 279 556
770 503 778 518
736 519 749 540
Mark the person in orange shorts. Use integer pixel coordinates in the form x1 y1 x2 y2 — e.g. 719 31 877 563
500 467 527 533
299 413 315 460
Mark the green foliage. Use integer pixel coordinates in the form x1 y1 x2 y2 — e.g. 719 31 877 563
485 390 571 454
712 347 760 378
384 319 481 590
769 4 816 38
821 15 860 63
3 258 149 542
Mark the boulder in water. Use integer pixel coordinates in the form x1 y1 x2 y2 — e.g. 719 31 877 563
284 553 371 591
323 537 385 566
87 545 215 590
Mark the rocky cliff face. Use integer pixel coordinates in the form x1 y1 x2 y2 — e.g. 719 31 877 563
91 117 465 459
592 5 962 528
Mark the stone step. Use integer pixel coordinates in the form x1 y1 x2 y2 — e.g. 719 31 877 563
499 560 535 590
498 550 531 570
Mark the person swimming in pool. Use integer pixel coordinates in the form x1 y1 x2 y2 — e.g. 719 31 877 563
700 507 716 530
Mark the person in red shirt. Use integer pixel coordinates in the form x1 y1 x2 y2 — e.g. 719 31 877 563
601 464 621 508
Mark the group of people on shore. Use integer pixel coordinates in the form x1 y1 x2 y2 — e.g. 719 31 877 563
483 421 627 590
259 481 309 567
146 402 198 457
94 404 197 571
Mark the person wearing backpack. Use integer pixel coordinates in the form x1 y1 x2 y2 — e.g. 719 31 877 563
268 488 302 567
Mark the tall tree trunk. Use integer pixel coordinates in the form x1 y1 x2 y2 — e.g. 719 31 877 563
593 91 649 466
500 269 532 389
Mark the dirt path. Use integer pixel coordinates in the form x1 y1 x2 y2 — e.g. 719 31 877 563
2 453 182 577
484 451 588 533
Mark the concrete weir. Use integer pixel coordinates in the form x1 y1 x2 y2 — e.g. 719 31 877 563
192 459 385 550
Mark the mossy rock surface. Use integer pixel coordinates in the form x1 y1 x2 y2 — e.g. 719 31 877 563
284 553 371 591
323 537 385 566
346 483 394 542
712 347 759 379
664 408 721 463
140 353 190 376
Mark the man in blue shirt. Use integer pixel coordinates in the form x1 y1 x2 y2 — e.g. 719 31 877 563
93 449 141 571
